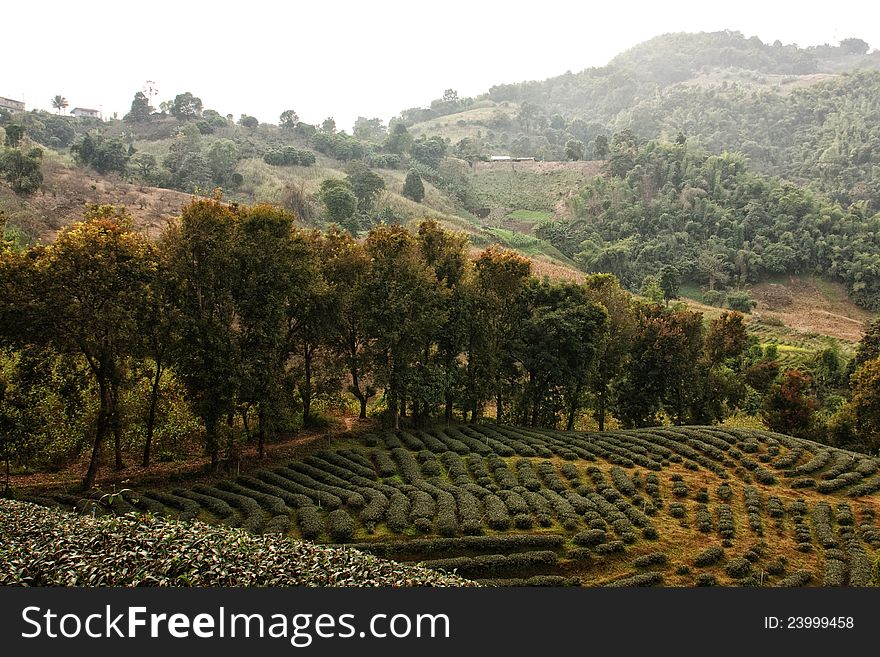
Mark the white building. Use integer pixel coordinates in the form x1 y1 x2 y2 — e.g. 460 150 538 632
71 107 100 119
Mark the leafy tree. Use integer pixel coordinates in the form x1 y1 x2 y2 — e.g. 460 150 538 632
124 92 151 123
410 135 447 169
4 125 24 148
321 117 336 134
464 246 532 422
238 114 258 128
761 369 817 437
321 228 375 418
402 170 425 202
852 317 880 371
15 207 155 489
584 274 637 430
207 139 239 185
594 134 609 158
170 92 203 120
319 179 358 229
564 139 584 161
839 38 869 54
129 152 157 180
639 275 664 304
233 205 312 452
51 95 68 114
362 225 440 429
345 162 385 212
163 199 239 470
353 117 386 142
726 290 757 313
850 358 880 452
279 109 299 128
704 311 748 366
71 134 129 175
658 265 681 305
384 122 412 154
0 148 43 194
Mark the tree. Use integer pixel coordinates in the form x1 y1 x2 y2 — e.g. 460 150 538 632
705 311 748 366
321 117 336 134
163 199 239 470
564 139 584 161
353 117 386 142
362 225 440 430
840 38 870 54
319 179 358 228
639 275 664 304
658 265 681 305
207 139 239 185
761 369 817 437
410 135 447 169
321 228 375 419
170 92 203 120
129 152 157 180
234 205 313 453
465 246 532 423
594 134 609 158
384 123 412 154
4 125 24 148
17 207 155 489
850 358 880 453
345 162 385 212
402 170 425 203
0 148 43 194
124 92 152 123
238 114 258 128
51 95 68 115
852 317 880 372
279 109 299 128
584 274 637 430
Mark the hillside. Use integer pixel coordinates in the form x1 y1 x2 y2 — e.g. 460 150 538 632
20 425 880 587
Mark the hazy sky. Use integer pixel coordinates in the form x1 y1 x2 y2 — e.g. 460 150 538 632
5 0 879 130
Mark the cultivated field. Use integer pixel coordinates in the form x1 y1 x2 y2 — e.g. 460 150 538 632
26 425 880 587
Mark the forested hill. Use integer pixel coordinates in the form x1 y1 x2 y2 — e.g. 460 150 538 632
488 31 880 114
405 31 880 212
534 137 880 309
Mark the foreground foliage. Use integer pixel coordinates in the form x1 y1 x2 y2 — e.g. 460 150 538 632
0 498 475 587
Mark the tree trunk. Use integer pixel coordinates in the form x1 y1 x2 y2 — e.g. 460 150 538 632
82 376 111 491
445 395 454 425
350 365 367 419
142 358 163 467
110 379 124 471
4 456 9 497
597 388 606 432
495 392 502 425
205 420 219 472
302 343 312 426
257 405 265 459
389 393 399 431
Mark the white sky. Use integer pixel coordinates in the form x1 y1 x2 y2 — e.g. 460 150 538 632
4 0 879 131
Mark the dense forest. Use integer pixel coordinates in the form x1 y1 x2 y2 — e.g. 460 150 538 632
535 135 880 308
1 203 879 493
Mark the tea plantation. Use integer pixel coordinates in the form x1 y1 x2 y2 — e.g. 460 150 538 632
19 425 880 587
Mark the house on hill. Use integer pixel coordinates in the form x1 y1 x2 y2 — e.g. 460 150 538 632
0 96 25 112
71 107 100 119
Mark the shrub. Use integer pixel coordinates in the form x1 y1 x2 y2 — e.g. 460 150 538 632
725 558 752 578
779 570 813 587
573 529 606 547
605 572 663 587
633 552 668 568
297 505 324 540
696 573 717 586
694 546 725 567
